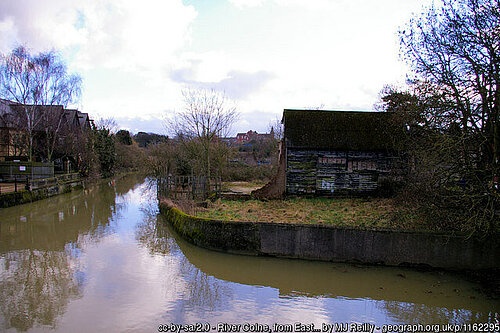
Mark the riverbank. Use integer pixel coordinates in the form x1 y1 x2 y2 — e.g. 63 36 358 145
159 200 500 272
0 170 142 209
0 175 83 208
195 198 417 230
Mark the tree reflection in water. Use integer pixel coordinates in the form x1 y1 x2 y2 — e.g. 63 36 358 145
0 250 82 331
0 174 140 331
135 202 179 256
179 253 232 311
135 201 233 313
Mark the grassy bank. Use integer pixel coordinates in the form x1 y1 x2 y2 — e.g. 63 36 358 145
194 198 426 230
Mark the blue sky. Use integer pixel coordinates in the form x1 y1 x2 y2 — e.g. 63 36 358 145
0 0 433 135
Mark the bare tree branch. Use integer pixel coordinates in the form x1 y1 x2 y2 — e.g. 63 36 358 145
169 88 239 181
0 46 82 161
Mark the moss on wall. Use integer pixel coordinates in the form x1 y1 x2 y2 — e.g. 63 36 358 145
0 180 83 208
160 205 261 255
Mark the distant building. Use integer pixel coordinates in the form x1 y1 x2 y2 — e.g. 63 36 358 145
222 129 276 166
235 130 274 144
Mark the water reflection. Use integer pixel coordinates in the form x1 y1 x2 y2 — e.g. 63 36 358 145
378 301 483 326
135 201 178 256
0 250 82 331
0 181 127 252
0 174 144 332
136 202 233 313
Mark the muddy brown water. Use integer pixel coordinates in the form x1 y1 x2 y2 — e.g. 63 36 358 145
0 174 498 332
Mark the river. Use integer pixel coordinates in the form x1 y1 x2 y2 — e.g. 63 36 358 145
0 174 498 332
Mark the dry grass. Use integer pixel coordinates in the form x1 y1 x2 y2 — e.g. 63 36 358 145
194 198 425 230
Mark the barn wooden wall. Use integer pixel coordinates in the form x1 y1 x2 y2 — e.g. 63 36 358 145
286 149 394 196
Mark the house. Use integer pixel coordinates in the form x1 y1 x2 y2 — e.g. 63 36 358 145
235 130 274 144
0 99 26 160
77 111 93 130
235 132 249 144
0 99 13 158
0 99 92 161
64 109 81 129
282 109 397 196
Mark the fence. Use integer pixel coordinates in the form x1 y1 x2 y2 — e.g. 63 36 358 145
0 162 79 194
0 161 54 181
157 175 221 200
0 178 29 193
29 173 80 190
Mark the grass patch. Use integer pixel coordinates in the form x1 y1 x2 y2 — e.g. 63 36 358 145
194 198 427 230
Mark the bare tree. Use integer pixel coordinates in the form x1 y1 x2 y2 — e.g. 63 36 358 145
267 115 284 140
170 88 238 183
38 105 68 161
95 117 118 133
400 0 499 188
0 46 81 161
303 103 325 110
377 0 500 232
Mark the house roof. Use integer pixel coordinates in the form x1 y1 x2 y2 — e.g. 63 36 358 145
0 100 10 127
283 109 394 151
77 111 90 128
64 109 80 128
0 99 93 132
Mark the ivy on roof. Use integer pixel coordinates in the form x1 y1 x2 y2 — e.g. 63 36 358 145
283 109 395 151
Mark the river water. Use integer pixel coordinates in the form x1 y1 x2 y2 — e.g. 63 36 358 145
0 174 498 332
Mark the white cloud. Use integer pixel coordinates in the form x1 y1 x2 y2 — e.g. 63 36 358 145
74 0 197 72
0 17 17 53
0 0 197 71
229 0 266 9
0 0 199 124
0 0 76 51
170 66 275 100
184 0 434 127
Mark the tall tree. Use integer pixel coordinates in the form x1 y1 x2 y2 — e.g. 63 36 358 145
0 46 81 161
93 127 116 178
381 0 500 232
400 0 499 187
170 88 238 184
116 129 133 145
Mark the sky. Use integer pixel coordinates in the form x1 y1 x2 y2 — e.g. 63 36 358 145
0 0 433 136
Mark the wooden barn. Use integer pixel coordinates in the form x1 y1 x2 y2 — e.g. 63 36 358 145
283 109 397 196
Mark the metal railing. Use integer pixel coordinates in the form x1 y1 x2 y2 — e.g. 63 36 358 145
29 173 80 190
157 175 221 200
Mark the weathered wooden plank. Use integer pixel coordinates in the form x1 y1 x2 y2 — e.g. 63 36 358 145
286 148 396 196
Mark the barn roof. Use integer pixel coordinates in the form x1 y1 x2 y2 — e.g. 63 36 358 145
283 109 394 151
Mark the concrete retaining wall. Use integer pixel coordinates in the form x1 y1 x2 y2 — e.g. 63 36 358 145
159 204 500 270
